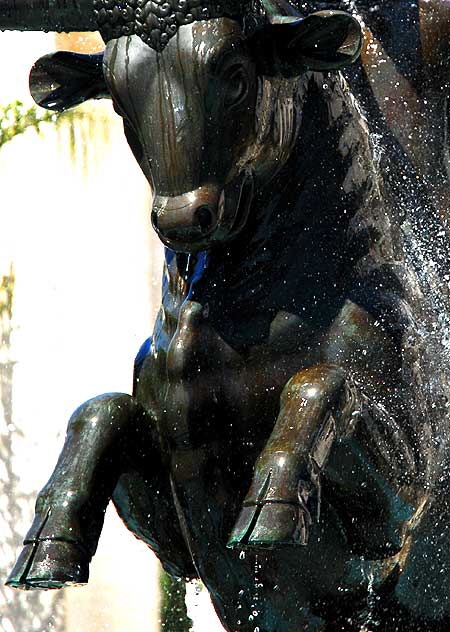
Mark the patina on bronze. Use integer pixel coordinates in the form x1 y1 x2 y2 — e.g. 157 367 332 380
3 1 450 630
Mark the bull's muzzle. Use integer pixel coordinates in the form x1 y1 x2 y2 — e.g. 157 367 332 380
151 170 254 253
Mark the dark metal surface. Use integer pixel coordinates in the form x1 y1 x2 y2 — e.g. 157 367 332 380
0 0 96 32
5 2 450 631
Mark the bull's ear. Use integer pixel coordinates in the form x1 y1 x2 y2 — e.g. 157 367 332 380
29 51 109 112
254 10 362 75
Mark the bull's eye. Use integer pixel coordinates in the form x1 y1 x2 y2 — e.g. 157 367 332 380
224 66 249 109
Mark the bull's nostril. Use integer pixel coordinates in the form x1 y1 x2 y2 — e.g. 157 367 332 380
194 205 214 233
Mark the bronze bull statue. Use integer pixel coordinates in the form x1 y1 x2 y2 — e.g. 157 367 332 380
3 1 450 630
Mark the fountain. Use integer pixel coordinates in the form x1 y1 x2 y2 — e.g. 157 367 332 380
2 1 450 630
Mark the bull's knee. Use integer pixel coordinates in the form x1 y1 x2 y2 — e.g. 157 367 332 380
39 392 145 513
67 392 139 434
268 364 351 459
281 364 347 414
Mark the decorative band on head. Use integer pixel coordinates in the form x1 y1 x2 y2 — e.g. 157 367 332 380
93 0 252 51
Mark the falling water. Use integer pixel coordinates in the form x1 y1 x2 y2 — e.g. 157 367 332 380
248 554 263 632
358 569 380 632
235 550 264 631
236 551 246 629
369 126 450 397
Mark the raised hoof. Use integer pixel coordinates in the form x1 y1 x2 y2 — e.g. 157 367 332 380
228 501 311 549
6 539 90 590
228 450 318 550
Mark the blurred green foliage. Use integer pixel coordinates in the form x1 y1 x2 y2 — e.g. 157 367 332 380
0 100 62 148
160 571 193 632
0 99 112 176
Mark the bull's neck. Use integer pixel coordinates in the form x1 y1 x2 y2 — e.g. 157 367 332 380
159 72 380 350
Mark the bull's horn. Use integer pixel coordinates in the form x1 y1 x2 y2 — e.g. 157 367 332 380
0 0 96 32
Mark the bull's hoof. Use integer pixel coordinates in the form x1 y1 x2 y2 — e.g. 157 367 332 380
6 539 90 590
6 508 92 590
227 450 319 549
228 500 312 549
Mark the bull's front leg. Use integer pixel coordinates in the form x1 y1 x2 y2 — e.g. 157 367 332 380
228 365 352 548
228 363 419 556
6 393 154 589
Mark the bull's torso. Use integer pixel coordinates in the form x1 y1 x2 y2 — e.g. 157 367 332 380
132 240 410 629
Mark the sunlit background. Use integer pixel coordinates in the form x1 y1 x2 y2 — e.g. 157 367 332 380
0 30 224 632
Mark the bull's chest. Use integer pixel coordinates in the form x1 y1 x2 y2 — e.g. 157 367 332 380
158 299 317 450
160 300 243 448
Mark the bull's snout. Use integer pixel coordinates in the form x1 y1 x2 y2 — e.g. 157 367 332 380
152 186 219 250
151 173 254 253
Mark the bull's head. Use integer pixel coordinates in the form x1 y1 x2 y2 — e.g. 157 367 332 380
28 6 361 252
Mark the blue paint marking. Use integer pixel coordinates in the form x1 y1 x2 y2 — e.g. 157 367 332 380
137 249 209 358
134 336 152 376
186 251 209 301
162 247 208 302
165 247 175 266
